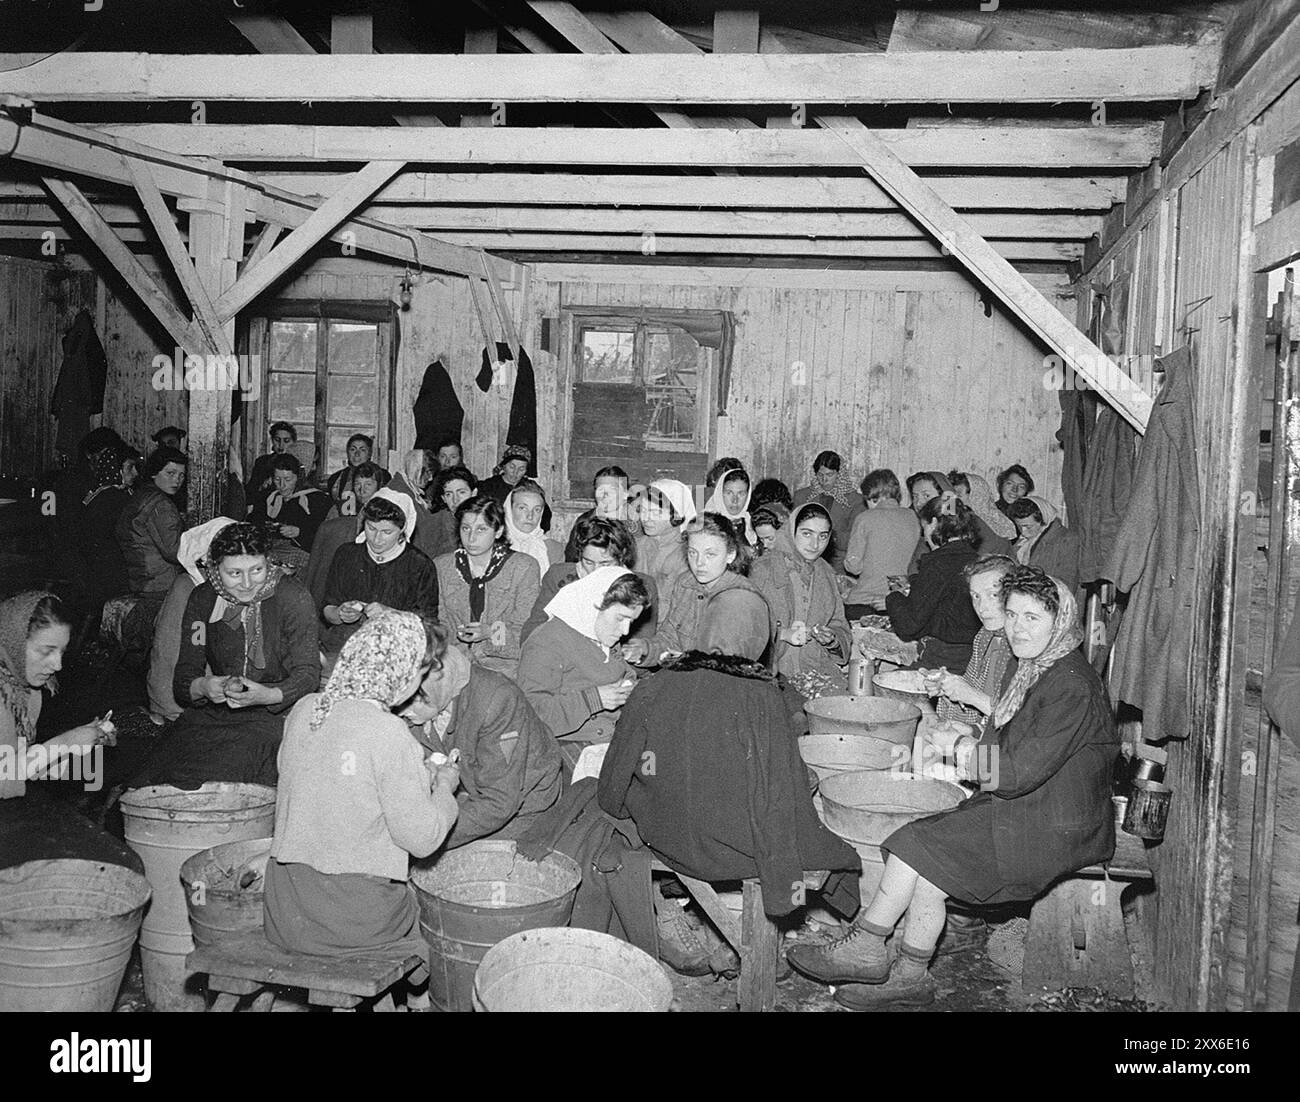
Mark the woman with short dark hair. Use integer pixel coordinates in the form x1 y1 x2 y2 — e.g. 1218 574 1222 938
885 496 982 670
794 451 865 571
326 433 389 505
1008 496 1081 593
995 464 1035 516
933 555 1019 734
790 567 1118 1010
434 495 539 678
247 453 332 563
843 468 921 618
116 445 188 598
427 465 478 559
636 479 696 595
563 465 633 562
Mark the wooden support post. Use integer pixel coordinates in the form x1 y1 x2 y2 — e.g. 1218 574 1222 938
816 116 1153 432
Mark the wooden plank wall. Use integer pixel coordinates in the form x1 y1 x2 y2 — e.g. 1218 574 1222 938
0 255 97 482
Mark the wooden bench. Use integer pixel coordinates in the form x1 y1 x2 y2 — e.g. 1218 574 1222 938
651 859 827 1012
187 931 428 1012
1021 830 1155 998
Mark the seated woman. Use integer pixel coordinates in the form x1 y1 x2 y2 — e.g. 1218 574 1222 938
0 592 138 873
265 611 459 959
325 433 388 506
789 566 1119 1010
434 495 538 678
304 461 384 608
427 465 477 560
247 454 332 568
750 503 850 695
401 620 562 847
80 443 132 607
995 463 1034 518
478 445 553 533
521 515 658 657
843 469 922 619
647 513 768 663
320 489 439 668
933 555 1019 736
750 503 790 555
793 450 865 571
885 497 982 671
504 480 564 580
129 523 321 790
146 517 235 726
517 567 650 771
948 471 1017 541
246 421 297 500
115 445 188 623
563 465 634 562
1008 496 1081 594
635 479 696 595
704 465 757 546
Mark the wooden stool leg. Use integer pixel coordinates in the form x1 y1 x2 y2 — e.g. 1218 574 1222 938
250 990 276 1012
210 992 240 1012
738 879 778 1013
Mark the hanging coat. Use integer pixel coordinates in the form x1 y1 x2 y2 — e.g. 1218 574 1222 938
51 310 108 455
1102 347 1200 741
412 359 465 450
506 348 538 474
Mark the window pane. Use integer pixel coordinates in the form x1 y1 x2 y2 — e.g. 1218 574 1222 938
269 320 316 373
328 322 379 375
327 375 379 424
581 329 636 383
644 330 704 449
267 372 316 425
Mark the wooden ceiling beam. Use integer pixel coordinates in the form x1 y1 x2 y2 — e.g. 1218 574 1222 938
0 47 1216 104
90 123 1163 169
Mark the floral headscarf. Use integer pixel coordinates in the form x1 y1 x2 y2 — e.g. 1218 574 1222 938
991 577 1083 729
83 448 123 505
310 610 427 730
0 591 54 742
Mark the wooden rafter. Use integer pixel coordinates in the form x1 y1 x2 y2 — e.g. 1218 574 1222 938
0 48 1217 104
90 123 1164 169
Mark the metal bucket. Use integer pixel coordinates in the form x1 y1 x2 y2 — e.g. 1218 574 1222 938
817 770 964 904
0 859 150 1012
180 837 272 948
803 694 922 746
472 928 673 1012
798 732 900 783
1123 780 1172 841
120 783 276 1012
411 840 581 1013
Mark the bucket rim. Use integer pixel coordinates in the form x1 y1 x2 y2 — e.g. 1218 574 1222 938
0 859 152 926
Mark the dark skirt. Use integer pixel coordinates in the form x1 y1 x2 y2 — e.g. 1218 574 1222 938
915 636 973 671
881 791 1097 907
263 858 423 958
127 706 285 791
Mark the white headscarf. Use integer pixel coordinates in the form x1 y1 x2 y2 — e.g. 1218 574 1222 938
705 477 757 546
1027 495 1060 526
505 486 552 578
647 478 697 525
355 487 416 563
180 517 236 584
543 565 634 648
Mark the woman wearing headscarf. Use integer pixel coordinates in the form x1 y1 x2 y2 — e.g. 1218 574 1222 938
949 471 1017 541
750 502 850 693
793 450 866 571
247 453 332 566
434 495 538 678
704 465 758 547
128 523 322 790
320 488 439 666
304 461 386 609
266 611 460 959
146 517 235 726
517 566 651 771
80 444 132 605
635 478 696 594
933 555 1018 737
478 445 553 532
0 592 139 872
504 480 563 580
789 566 1119 1010
1008 495 1081 594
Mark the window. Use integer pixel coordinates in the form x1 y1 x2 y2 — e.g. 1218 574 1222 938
250 303 395 479
565 308 730 500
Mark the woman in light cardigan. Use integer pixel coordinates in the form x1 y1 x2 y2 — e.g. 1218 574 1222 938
266 611 459 959
434 495 539 679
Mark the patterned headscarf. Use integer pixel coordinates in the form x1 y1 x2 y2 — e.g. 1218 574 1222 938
83 448 123 504
964 474 1017 540
200 557 285 674
0 591 54 742
991 577 1083 729
310 610 428 730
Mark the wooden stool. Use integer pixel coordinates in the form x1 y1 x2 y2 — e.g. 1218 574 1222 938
651 859 827 1012
1021 831 1154 998
187 931 428 1012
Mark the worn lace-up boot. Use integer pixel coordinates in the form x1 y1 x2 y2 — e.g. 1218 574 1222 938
833 942 937 1010
786 918 893 984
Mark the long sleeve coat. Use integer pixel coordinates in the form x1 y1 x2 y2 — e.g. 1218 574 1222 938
116 486 184 595
517 617 632 743
886 540 981 650
520 563 658 646
434 550 539 678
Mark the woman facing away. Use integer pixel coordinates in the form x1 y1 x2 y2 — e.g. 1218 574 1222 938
749 502 850 693
517 567 650 772
265 610 460 960
434 495 539 679
842 468 922 619
790 566 1118 1010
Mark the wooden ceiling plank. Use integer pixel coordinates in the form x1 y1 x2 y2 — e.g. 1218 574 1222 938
0 48 1216 104
228 14 317 54
527 2 620 54
214 159 406 321
713 11 761 54
331 13 374 55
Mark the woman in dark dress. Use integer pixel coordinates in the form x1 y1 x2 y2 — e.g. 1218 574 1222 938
319 488 439 668
789 566 1120 1009
128 523 321 790
80 445 131 605
247 453 332 564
